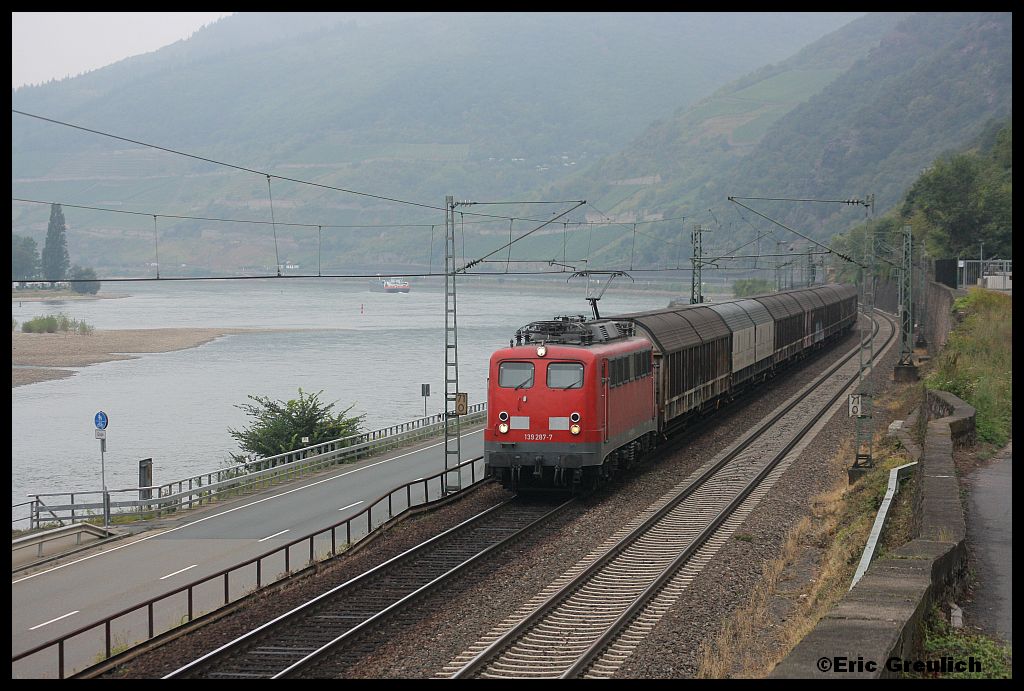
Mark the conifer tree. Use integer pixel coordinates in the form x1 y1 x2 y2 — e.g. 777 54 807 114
41 203 70 284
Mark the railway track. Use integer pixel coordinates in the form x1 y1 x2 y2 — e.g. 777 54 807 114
442 312 895 679
165 491 573 679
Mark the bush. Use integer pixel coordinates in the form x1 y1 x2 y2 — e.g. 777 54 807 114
20 313 92 335
228 388 365 466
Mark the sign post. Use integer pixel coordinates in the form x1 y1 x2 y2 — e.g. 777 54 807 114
94 411 110 527
421 383 430 418
139 458 153 502
848 394 862 418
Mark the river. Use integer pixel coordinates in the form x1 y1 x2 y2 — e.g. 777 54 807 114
11 276 682 512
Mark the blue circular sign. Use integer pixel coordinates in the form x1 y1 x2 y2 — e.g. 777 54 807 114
94 411 109 430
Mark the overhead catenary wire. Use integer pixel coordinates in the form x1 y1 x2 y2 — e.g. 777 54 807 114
266 176 281 276
152 215 160 279
730 204 779 269
13 196 604 281
585 202 687 249
15 111 815 281
13 194 802 283
458 201 586 273
12 109 586 225
14 109 730 249
12 195 692 235
728 195 872 205
13 263 774 285
12 197 442 229
13 109 443 212
728 196 866 269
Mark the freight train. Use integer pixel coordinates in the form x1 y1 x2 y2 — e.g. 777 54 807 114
484 284 858 490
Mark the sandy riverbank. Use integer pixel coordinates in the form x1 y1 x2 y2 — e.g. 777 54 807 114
12 291 125 303
11 327 263 388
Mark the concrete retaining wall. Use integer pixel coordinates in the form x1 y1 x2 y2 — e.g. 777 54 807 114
874 277 959 353
770 392 974 678
923 281 960 352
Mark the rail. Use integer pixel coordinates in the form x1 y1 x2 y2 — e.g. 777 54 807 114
13 404 487 530
12 454 488 679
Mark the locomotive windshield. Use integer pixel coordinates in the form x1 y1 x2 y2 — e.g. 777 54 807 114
547 362 584 389
499 361 534 389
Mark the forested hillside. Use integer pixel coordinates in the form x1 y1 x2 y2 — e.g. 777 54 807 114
562 12 1011 268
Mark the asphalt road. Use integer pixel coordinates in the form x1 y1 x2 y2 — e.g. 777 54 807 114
12 428 484 678
965 442 1012 644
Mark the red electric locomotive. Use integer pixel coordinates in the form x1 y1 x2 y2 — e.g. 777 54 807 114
484 316 657 490
484 283 858 492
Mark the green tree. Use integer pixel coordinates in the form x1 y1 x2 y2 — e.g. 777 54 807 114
69 265 101 295
11 234 40 285
41 203 70 284
228 388 365 466
900 123 1012 260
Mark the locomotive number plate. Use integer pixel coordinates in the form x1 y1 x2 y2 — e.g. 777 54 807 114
523 433 554 441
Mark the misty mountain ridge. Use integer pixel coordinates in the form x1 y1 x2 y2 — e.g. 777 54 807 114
12 12 1009 276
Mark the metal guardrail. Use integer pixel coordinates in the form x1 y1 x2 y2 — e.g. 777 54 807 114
12 523 117 563
14 404 487 531
12 454 489 679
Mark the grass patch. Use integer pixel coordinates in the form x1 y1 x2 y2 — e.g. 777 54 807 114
925 288 1012 446
906 605 1012 678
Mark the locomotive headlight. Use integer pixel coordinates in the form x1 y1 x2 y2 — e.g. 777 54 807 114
498 411 509 422
569 423 581 435
569 412 581 423
498 422 509 434
536 345 547 357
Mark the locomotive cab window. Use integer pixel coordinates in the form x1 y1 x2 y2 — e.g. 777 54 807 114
498 361 534 389
547 362 584 389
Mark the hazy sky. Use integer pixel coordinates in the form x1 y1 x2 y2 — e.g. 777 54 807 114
11 12 234 89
